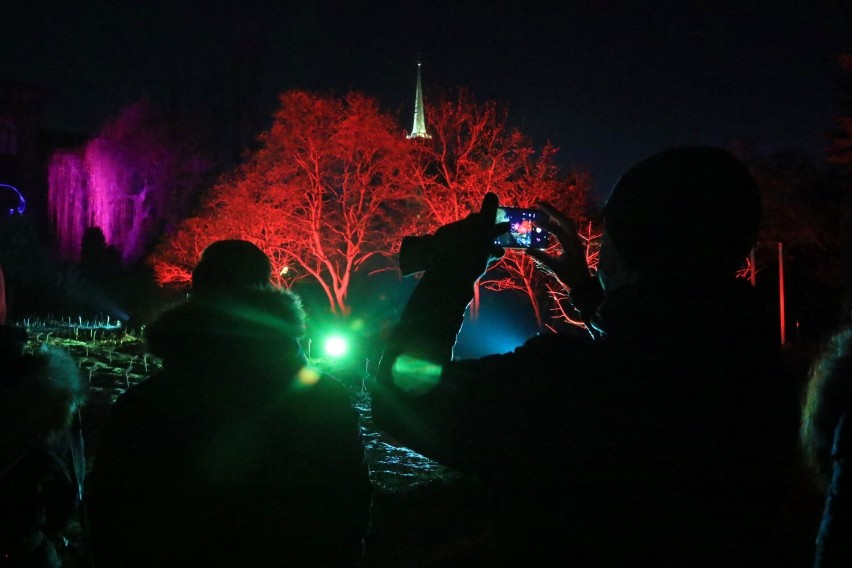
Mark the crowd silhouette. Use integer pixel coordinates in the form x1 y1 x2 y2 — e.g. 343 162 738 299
2 147 850 566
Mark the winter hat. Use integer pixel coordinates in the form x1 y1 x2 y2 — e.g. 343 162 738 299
602 146 760 273
191 240 271 297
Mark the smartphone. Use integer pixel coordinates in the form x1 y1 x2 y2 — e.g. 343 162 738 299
494 207 550 249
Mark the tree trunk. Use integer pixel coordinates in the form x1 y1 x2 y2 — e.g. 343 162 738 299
471 280 481 320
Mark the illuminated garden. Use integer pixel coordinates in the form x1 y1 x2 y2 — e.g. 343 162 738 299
1 83 604 564
2 52 851 565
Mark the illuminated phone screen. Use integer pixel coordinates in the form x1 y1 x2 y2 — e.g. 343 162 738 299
494 207 549 249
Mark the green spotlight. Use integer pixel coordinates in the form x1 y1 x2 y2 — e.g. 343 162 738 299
324 335 349 358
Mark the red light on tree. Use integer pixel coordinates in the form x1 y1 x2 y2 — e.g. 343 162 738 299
405 89 590 322
149 91 418 315
406 88 531 231
150 87 593 328
481 153 594 331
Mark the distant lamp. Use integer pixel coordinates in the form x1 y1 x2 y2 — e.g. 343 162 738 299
324 335 349 358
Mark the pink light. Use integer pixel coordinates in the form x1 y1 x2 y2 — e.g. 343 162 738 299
47 99 206 265
48 151 88 262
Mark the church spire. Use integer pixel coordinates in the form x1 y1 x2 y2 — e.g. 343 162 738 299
407 59 431 139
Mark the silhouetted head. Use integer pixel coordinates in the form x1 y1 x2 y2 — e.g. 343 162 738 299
191 240 271 298
0 344 87 447
602 146 761 276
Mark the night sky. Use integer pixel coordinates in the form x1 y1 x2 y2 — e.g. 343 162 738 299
2 0 851 200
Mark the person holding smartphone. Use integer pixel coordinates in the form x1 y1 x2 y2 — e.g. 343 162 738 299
372 147 803 566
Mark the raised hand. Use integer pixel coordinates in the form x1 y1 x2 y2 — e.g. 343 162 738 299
526 201 592 291
430 192 509 280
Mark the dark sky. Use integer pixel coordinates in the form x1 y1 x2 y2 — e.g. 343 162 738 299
2 0 850 200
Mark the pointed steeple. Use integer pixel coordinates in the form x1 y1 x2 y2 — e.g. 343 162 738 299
407 59 431 139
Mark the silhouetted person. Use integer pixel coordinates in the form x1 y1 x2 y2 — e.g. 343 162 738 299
372 147 800 566
87 240 373 567
0 326 87 567
79 228 120 275
79 228 108 271
802 326 852 568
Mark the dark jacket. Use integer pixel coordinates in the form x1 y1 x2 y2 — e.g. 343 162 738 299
87 290 373 567
0 344 86 568
374 273 801 566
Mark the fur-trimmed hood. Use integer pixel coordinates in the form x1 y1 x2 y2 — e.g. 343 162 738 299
0 345 87 470
144 286 307 375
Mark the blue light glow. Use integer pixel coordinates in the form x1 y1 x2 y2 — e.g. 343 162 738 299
0 184 26 215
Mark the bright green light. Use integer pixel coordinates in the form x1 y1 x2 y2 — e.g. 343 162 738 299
392 354 442 393
324 335 348 358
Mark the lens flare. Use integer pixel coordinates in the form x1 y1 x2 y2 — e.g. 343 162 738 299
295 366 321 388
391 355 442 393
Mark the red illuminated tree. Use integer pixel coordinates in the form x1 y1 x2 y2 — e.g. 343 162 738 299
407 89 592 326
151 87 593 323
479 146 593 329
407 89 531 229
538 219 602 330
406 89 534 316
150 91 416 315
